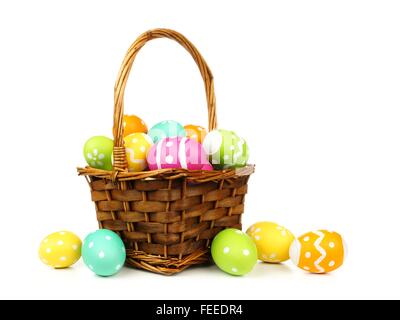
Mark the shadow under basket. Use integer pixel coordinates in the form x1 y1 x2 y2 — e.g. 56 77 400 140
77 28 255 275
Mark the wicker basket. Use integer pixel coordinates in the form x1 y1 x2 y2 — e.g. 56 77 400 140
78 28 255 275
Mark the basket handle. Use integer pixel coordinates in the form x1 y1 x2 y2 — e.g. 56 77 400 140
112 28 217 172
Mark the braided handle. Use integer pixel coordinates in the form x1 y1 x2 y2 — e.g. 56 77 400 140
112 28 217 172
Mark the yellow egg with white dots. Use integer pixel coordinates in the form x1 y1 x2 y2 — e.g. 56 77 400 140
38 231 82 269
246 221 295 263
124 133 153 172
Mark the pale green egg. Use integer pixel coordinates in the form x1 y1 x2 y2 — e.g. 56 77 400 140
203 129 249 169
83 136 113 170
232 137 249 168
211 228 258 276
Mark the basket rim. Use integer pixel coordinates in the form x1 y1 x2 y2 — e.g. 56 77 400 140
77 164 255 182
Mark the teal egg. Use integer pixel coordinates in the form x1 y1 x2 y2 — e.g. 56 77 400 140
148 120 186 144
211 228 258 276
203 129 249 169
82 230 126 277
83 136 113 170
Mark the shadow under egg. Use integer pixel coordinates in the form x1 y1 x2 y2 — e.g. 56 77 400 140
248 262 295 278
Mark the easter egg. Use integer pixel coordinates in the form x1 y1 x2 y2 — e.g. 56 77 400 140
147 137 213 171
184 124 207 144
290 230 347 274
123 114 148 137
234 137 249 167
211 228 258 276
82 229 126 277
203 129 249 169
38 231 82 269
148 120 186 144
124 133 153 172
246 222 294 263
83 136 113 170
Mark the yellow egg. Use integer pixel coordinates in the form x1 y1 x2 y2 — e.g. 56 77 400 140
38 231 82 269
246 221 295 263
290 230 346 273
124 133 153 172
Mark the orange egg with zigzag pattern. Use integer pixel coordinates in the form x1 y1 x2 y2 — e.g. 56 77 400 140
289 230 347 273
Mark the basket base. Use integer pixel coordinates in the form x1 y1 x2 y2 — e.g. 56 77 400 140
125 249 211 276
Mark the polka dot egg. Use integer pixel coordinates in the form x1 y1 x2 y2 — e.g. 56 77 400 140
211 228 258 276
82 229 126 277
38 231 82 269
147 137 213 171
148 120 186 144
247 221 294 263
203 129 249 169
124 133 153 172
290 230 347 274
83 136 114 171
184 124 207 144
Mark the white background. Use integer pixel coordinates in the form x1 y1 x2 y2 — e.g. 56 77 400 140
0 0 399 300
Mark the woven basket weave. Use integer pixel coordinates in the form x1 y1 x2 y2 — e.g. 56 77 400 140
78 28 255 275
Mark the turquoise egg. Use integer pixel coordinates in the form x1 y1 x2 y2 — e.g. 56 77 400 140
83 136 114 170
82 230 126 277
211 228 258 276
148 120 186 144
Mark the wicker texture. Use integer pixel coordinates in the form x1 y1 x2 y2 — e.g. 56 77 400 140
78 28 254 275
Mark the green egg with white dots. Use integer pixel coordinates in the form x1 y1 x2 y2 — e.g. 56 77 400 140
232 137 249 168
211 228 258 276
82 229 126 277
203 129 249 169
83 136 114 170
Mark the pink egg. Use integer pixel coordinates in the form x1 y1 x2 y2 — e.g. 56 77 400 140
147 137 213 171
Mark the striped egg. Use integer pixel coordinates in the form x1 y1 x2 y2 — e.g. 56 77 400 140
203 129 249 170
289 230 347 274
147 137 213 171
